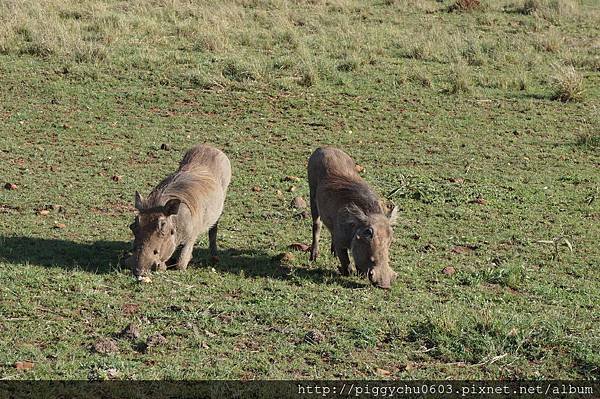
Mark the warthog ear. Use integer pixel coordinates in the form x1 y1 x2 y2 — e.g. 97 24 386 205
163 198 181 216
344 203 368 226
134 191 145 210
387 204 399 225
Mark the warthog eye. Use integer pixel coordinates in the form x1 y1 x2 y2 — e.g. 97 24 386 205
362 227 374 240
153 249 159 255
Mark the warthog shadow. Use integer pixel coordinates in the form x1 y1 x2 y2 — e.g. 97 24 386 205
191 247 368 289
0 235 367 287
0 235 130 274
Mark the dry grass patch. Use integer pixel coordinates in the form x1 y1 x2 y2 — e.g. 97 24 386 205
447 60 473 94
549 63 584 102
448 0 482 12
384 0 439 13
534 28 563 53
516 0 581 23
397 25 446 62
410 70 433 88
575 106 600 148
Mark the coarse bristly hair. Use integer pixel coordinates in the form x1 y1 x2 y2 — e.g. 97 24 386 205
321 172 384 215
144 165 217 216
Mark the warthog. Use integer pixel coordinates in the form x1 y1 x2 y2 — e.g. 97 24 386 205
130 144 231 279
308 147 398 289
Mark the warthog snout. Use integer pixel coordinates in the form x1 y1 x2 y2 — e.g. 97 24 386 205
131 195 180 278
132 246 171 278
368 267 398 290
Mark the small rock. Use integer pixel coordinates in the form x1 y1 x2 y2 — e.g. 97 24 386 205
449 177 464 184
93 338 119 354
451 246 472 254
137 276 152 283
401 362 416 372
4 183 17 190
304 330 325 344
38 209 50 216
355 165 365 173
120 323 140 340
469 197 487 205
54 223 67 229
376 368 391 376
287 186 297 192
276 190 284 197
160 143 171 151
121 303 140 316
146 333 167 348
291 196 307 209
252 186 262 192
289 243 310 252
442 266 456 276
283 176 300 182
111 175 122 182
62 123 71 129
15 361 34 370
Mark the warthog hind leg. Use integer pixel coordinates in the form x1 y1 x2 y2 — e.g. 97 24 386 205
310 217 322 261
208 221 219 257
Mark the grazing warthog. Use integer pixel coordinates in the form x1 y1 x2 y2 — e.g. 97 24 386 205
308 147 399 289
130 144 231 279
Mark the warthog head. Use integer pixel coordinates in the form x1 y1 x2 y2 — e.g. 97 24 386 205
130 191 181 278
346 203 399 289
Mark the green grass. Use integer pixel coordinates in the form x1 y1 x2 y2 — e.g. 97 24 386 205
1 0 599 380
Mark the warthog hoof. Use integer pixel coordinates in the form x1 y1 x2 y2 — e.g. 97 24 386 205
309 247 318 261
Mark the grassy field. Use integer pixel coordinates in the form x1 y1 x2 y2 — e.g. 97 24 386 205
0 0 599 380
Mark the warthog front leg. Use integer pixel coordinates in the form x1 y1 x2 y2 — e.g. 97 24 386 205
335 245 355 276
176 240 195 271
